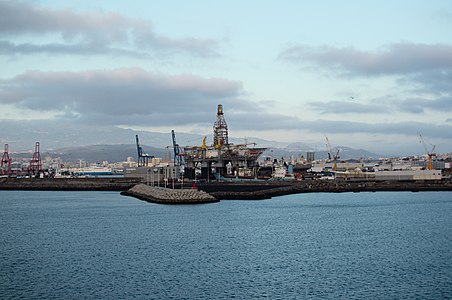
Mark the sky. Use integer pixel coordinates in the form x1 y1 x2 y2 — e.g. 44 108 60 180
1 0 452 156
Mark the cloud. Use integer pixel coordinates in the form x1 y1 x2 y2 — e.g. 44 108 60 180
299 119 452 140
279 42 452 76
406 70 452 95
1 68 452 144
280 42 452 117
0 1 218 57
396 96 452 114
307 100 389 114
0 68 243 125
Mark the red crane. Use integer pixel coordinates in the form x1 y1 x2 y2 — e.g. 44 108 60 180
29 142 42 176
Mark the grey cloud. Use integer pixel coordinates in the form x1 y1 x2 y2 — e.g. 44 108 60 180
0 40 149 58
279 42 452 76
2 68 452 142
406 70 452 95
0 1 219 57
227 112 301 131
300 119 452 140
0 1 133 38
307 96 451 116
307 100 389 114
396 96 452 114
280 42 452 114
0 68 243 125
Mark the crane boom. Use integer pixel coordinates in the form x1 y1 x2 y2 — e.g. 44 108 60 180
136 134 152 167
418 132 436 170
325 135 340 171
171 130 185 178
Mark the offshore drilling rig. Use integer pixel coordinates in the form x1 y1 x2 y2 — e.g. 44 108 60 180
183 104 266 180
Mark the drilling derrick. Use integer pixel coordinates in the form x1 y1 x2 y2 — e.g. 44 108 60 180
29 142 42 176
213 104 228 148
1 144 12 175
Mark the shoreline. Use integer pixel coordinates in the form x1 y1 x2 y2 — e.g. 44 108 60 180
198 180 452 200
1 178 452 200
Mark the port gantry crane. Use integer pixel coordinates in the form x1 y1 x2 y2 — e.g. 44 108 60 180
1 144 12 175
29 142 42 176
325 136 340 171
171 130 185 177
418 132 436 170
135 135 153 167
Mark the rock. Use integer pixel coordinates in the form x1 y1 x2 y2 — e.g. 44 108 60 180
121 184 218 204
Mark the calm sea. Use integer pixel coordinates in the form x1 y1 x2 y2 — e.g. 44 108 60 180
0 190 451 299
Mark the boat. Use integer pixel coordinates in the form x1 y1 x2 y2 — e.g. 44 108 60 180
71 166 113 176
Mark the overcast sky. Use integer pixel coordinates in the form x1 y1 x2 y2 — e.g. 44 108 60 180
1 0 451 155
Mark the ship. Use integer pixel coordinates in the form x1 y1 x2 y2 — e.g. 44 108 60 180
71 166 113 176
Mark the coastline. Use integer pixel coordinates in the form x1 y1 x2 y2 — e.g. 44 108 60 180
1 177 452 200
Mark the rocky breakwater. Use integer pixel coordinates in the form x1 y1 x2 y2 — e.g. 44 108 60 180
121 184 219 204
0 177 140 191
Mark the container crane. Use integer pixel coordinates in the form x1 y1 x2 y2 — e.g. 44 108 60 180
325 136 340 171
418 132 436 170
1 144 12 175
171 130 185 178
136 135 153 167
29 142 42 176
171 130 185 167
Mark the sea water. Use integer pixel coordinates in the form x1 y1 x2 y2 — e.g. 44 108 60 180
1 190 451 299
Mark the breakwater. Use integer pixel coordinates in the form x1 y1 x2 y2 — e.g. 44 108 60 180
121 184 218 204
198 179 452 200
0 177 140 191
1 177 452 200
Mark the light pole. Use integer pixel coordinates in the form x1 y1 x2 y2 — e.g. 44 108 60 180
158 168 160 187
154 168 158 187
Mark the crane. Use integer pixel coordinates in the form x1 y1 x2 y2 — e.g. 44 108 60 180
171 130 184 167
29 142 42 176
1 144 12 175
325 136 340 171
418 132 436 170
135 135 152 167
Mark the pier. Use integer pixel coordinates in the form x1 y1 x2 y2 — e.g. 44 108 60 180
1 177 452 202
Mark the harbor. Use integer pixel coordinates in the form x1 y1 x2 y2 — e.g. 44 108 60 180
1 104 452 203
2 177 452 201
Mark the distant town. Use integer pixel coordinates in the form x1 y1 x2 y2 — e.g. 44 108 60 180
1 105 451 183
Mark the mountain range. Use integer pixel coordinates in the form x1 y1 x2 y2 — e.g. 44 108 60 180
10 143 381 164
1 120 382 162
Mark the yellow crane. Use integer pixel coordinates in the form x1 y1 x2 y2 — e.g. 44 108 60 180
325 136 340 171
418 132 436 170
201 136 207 149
